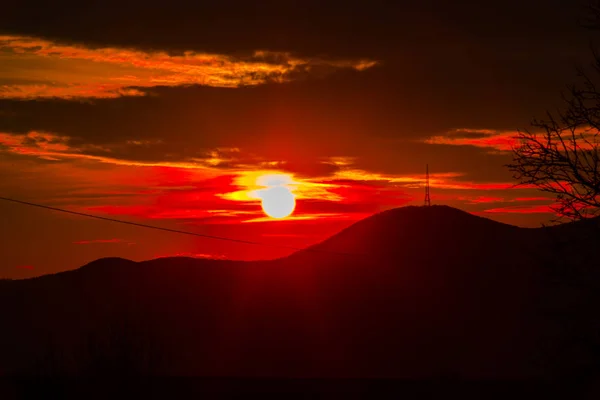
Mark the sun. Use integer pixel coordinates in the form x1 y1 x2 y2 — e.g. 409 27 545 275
259 185 296 219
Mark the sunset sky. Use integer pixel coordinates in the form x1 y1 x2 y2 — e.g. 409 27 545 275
0 0 594 277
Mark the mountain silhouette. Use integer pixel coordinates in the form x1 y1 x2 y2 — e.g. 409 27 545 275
1 206 599 386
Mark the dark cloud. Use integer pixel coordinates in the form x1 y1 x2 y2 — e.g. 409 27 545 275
0 0 594 195
0 56 582 143
0 0 590 56
0 0 594 164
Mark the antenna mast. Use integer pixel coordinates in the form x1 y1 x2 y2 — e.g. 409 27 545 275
424 164 431 206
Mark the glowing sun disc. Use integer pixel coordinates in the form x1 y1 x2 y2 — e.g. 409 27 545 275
260 186 296 219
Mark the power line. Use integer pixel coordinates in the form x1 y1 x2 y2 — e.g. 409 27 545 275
0 196 361 258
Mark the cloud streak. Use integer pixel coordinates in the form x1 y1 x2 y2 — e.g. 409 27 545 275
424 128 518 151
483 205 555 214
0 35 378 99
0 131 233 170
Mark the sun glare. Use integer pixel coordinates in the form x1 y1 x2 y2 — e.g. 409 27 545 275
251 174 297 219
259 185 296 219
220 172 307 219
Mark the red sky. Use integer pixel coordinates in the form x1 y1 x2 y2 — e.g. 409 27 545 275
0 0 593 278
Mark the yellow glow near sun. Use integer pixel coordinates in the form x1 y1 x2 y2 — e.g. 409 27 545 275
218 170 343 220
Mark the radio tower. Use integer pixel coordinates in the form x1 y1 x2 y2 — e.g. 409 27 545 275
424 164 431 206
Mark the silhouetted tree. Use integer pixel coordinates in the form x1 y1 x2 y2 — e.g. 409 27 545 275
508 3 600 383
509 4 600 221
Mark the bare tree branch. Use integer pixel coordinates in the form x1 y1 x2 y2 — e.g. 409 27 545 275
508 41 600 222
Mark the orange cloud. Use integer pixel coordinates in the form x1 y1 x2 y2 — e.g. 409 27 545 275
327 165 528 191
0 131 71 154
424 129 518 151
243 213 352 223
514 197 551 202
425 126 600 153
483 205 555 214
455 195 554 205
0 35 378 99
331 166 463 186
459 195 505 204
0 131 232 171
152 252 226 260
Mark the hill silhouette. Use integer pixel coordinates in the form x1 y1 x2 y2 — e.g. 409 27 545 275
1 206 600 392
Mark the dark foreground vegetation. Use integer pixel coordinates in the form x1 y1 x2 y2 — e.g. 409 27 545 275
2 206 600 397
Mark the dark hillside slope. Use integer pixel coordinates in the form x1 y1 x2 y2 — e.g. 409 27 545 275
0 206 598 379
303 206 521 256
